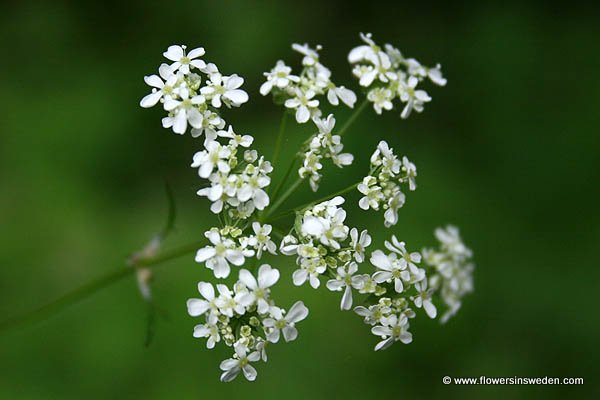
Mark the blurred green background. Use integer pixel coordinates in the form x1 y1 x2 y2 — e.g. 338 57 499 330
1 0 598 398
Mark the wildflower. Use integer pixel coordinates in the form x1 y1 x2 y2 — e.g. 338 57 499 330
163 87 206 134
326 262 364 310
163 45 206 74
140 64 177 108
259 60 300 95
370 249 410 293
219 342 261 382
245 223 277 259
402 156 417 191
200 73 249 108
349 228 372 262
292 257 326 288
214 284 246 317
262 301 309 343
398 76 431 119
193 319 221 349
371 314 413 351
195 229 246 279
191 140 231 178
284 88 319 123
348 33 445 118
412 278 437 318
238 265 280 314
186 282 219 318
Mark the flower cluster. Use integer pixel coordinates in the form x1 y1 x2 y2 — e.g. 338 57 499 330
137 39 474 383
186 265 309 382
422 226 474 323
298 114 354 191
141 44 248 136
195 224 276 279
279 197 372 309
358 140 417 227
348 33 446 118
260 43 357 123
192 128 273 218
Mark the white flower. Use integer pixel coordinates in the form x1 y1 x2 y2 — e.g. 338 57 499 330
383 191 406 228
140 63 177 108
190 110 226 142
245 223 277 259
402 156 417 191
367 87 394 114
384 236 424 279
195 229 246 279
214 284 246 317
200 73 249 108
292 257 326 288
412 278 437 319
427 64 447 86
163 45 206 74
370 249 410 293
219 342 261 382
399 76 431 119
327 85 357 108
238 265 280 314
326 262 364 310
186 282 219 318
354 303 392 326
435 225 472 259
191 140 231 178
263 301 309 343
372 141 401 175
292 43 321 66
284 88 319 123
193 320 220 349
237 164 271 210
279 235 299 256
260 60 300 95
350 228 372 262
371 314 412 351
163 87 205 134
358 176 383 210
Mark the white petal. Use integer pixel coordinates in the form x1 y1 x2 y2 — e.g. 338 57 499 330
258 265 279 288
173 109 187 134
186 299 209 316
140 91 163 108
197 281 214 300
224 89 249 105
341 286 353 310
424 299 437 319
238 269 258 290
282 325 298 342
195 247 216 262
296 105 310 123
285 301 309 323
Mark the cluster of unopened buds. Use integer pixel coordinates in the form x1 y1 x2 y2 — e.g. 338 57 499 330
140 33 474 382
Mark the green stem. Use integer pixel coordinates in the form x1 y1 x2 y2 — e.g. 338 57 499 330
2 101 371 334
268 180 361 222
263 177 304 221
0 239 207 334
270 156 298 202
270 112 288 173
338 100 368 137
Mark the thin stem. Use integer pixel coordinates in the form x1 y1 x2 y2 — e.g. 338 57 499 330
0 239 206 334
263 177 303 221
270 112 288 174
338 100 368 137
270 156 298 202
2 101 372 334
268 180 361 222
